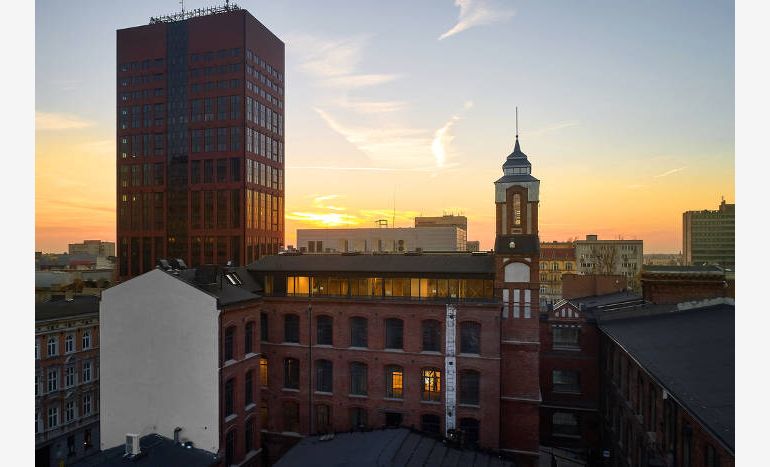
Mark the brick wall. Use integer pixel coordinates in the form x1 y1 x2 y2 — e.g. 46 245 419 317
562 274 627 299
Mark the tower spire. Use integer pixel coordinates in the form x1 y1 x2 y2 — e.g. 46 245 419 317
515 106 519 140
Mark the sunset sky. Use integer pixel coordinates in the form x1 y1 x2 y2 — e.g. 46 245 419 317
35 0 734 253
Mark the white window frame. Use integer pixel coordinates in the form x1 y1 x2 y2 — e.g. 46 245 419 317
65 366 76 388
82 330 91 350
65 400 76 423
65 334 74 354
35 373 41 397
82 361 92 383
47 368 58 392
35 338 40 360
47 336 58 357
82 394 92 416
48 406 59 429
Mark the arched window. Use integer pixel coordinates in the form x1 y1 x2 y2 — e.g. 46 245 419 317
459 418 480 446
284 314 299 343
260 312 269 342
385 318 403 349
512 193 522 227
315 359 333 393
421 414 441 435
421 368 441 402
245 370 255 406
350 362 368 396
422 320 441 352
225 429 236 466
459 370 480 405
244 322 254 354
460 322 480 354
284 358 299 389
350 317 368 348
65 334 74 353
317 316 333 345
385 365 404 399
283 401 299 432
47 336 58 357
224 326 236 361
224 378 235 415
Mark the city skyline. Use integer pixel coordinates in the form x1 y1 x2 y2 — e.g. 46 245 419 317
35 0 735 254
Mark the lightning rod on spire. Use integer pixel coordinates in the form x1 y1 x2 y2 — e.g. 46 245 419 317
515 106 519 139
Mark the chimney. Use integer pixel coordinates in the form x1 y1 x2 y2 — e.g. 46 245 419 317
125 433 141 457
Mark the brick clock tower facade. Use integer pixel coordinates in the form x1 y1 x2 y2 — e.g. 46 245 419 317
494 134 541 466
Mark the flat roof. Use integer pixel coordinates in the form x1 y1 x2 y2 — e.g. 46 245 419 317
71 434 218 467
35 296 100 322
599 305 735 452
247 252 496 275
274 428 513 467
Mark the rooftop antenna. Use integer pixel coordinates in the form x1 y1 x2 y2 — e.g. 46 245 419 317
180 0 184 14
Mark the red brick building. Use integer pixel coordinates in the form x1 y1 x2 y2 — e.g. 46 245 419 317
116 5 285 281
640 265 730 305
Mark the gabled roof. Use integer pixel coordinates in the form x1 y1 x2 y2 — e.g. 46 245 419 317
166 266 262 306
274 428 514 467
599 305 735 453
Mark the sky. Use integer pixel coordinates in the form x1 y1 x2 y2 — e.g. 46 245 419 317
34 0 735 253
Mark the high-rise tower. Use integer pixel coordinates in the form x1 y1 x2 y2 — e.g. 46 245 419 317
116 4 285 281
494 130 542 466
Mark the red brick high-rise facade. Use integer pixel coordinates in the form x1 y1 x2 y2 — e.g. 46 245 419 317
116 5 285 281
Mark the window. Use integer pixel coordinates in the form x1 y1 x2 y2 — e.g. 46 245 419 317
552 326 580 349
82 393 92 416
224 326 235 361
65 334 74 353
284 314 299 343
260 313 269 342
705 445 720 467
35 411 41 434
48 406 59 428
553 370 581 393
459 418 480 446
245 370 254 406
245 418 255 453
315 404 332 434
259 357 269 386
421 414 441 435
552 263 559 271
284 358 299 389
350 362 368 396
350 407 368 430
84 428 93 449
316 359 333 393
350 317 368 348
65 400 76 423
421 368 441 402
47 368 58 392
35 373 41 396
225 378 235 416
244 322 254 355
35 338 40 360
422 320 441 352
82 361 92 383
317 316 333 345
47 336 58 357
225 430 235 466
65 366 76 388
82 330 91 350
283 401 299 432
385 366 404 399
459 370 480 405
552 412 580 437
260 401 269 429
460 322 480 354
385 318 404 350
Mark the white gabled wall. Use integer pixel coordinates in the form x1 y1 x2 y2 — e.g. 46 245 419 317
99 269 220 453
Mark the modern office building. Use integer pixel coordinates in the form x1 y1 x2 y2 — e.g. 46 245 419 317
68 240 116 258
683 200 735 268
296 225 467 253
36 296 101 467
116 3 285 281
575 235 643 292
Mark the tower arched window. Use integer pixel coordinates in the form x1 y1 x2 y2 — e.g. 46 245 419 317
512 193 522 227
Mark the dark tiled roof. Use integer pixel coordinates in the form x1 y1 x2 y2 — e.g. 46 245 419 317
569 292 643 310
36 296 100 322
71 434 218 467
274 428 514 467
247 253 496 275
165 266 262 306
599 305 735 452
642 265 724 274
494 174 540 184
493 235 540 256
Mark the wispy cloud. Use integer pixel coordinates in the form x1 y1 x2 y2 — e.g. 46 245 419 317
336 99 409 114
286 211 361 226
439 0 516 40
287 34 400 89
654 166 687 178
311 195 346 211
36 111 93 131
431 101 473 168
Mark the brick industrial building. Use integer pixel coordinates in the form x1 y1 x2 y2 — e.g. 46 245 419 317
36 297 101 467
99 133 545 466
116 4 285 281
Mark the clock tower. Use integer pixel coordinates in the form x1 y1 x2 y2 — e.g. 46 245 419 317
494 129 542 466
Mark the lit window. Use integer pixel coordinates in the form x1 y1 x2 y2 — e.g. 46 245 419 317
259 357 269 387
385 366 404 399
421 368 441 402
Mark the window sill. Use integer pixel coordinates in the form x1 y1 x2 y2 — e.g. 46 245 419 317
458 403 480 409
223 359 237 368
281 341 302 346
244 352 258 360
420 351 442 355
552 346 581 352
348 394 368 399
383 397 404 402
314 391 333 396
383 348 404 352
553 389 582 395
348 346 369 350
420 400 441 405
282 388 300 393
224 414 237 423
244 403 256 412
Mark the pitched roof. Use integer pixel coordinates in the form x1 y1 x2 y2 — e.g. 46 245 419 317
163 266 262 306
599 305 735 452
71 434 218 467
247 253 496 275
35 295 100 322
274 428 514 467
